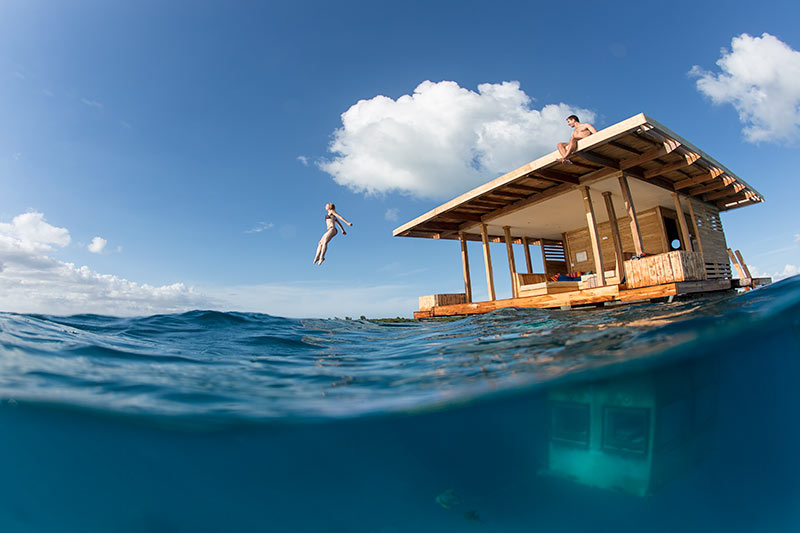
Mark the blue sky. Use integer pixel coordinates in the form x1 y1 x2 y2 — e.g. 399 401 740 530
1 0 799 317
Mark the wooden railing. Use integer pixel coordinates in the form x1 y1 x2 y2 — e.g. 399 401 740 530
624 251 706 289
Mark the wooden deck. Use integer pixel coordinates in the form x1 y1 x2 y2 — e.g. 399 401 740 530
413 279 733 318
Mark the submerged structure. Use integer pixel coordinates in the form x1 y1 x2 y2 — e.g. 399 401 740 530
393 113 769 317
544 358 717 497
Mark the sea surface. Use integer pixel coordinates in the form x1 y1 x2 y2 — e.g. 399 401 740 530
1 277 799 532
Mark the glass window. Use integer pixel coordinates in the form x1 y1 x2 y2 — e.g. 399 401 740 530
603 406 650 455
550 402 590 447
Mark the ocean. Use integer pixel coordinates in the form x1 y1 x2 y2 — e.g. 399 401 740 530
0 276 799 532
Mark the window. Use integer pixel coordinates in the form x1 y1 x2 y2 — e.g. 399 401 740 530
550 402 590 447
603 406 650 455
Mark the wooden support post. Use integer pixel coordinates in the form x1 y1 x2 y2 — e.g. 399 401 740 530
686 197 704 255
602 191 624 280
480 223 496 301
523 237 533 274
727 248 746 280
503 226 518 298
735 250 752 279
582 187 606 285
459 232 472 303
618 172 644 256
672 192 692 251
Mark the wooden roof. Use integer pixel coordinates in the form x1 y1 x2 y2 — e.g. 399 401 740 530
393 113 763 241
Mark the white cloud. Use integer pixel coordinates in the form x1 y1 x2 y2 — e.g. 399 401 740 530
747 263 799 282
384 208 400 222
0 212 210 316
776 264 800 280
0 212 70 253
88 236 107 254
245 222 274 234
691 33 800 143
297 155 309 166
319 80 594 199
794 233 800 244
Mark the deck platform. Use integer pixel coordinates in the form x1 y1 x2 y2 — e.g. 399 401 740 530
413 279 733 318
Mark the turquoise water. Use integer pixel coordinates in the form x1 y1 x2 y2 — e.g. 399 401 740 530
1 277 799 532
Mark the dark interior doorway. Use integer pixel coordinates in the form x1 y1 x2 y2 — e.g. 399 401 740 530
663 216 682 251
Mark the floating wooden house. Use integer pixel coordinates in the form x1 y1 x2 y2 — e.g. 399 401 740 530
393 113 768 318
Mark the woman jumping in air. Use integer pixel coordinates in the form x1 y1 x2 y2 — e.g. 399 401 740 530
313 203 352 265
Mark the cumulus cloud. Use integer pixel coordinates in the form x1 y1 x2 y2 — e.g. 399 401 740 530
0 212 70 253
87 236 107 254
690 33 800 143
297 155 309 166
0 212 210 316
319 80 594 199
795 233 800 244
384 208 400 222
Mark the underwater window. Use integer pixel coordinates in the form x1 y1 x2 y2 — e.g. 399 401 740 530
550 402 590 447
603 406 650 455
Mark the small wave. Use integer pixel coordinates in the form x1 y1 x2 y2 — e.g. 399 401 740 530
0 276 798 420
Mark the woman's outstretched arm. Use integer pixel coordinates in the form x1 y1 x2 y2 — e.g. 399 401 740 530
332 210 353 227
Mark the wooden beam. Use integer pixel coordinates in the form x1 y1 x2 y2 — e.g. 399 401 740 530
727 248 746 280
480 223 496 301
532 169 580 184
575 151 620 169
673 192 692 252
582 187 606 286
689 177 734 196
686 197 703 255
619 139 681 170
417 222 462 232
674 167 724 190
437 212 484 223
487 190 531 200
644 151 701 179
608 141 642 155
735 250 753 279
618 172 644 256
503 226 518 298
523 236 533 274
602 191 624 279
716 192 750 208
505 183 545 193
705 183 745 201
459 232 472 303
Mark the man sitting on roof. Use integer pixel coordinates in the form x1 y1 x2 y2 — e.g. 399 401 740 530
557 115 597 164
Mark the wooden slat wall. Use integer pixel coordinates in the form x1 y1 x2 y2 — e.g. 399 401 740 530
564 207 667 273
690 200 731 279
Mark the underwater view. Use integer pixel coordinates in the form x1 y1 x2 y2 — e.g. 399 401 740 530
1 276 799 532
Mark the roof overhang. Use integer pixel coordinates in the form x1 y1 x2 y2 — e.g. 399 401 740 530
393 113 763 241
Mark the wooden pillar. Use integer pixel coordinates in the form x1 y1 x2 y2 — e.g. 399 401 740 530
618 172 644 256
686 197 704 255
602 191 624 279
672 192 692 251
523 237 533 274
480 223 496 301
727 248 746 280
459 232 472 303
503 226 517 298
582 187 606 285
735 250 752 279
